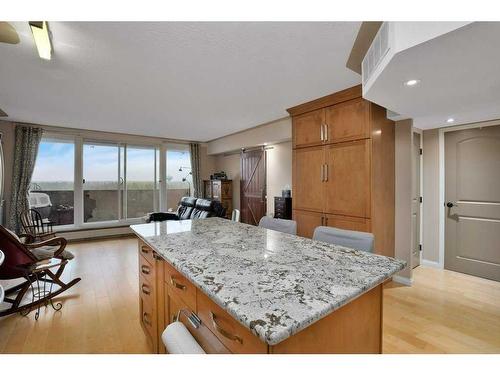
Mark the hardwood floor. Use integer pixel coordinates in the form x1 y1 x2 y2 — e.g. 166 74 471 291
1 237 499 354
0 237 151 354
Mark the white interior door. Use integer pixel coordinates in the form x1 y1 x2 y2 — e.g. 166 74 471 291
445 125 500 281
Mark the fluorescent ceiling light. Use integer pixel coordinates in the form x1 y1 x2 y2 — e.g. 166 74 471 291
447 118 455 123
404 79 420 87
29 21 52 60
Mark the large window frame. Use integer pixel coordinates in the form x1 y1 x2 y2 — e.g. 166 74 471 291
33 132 190 231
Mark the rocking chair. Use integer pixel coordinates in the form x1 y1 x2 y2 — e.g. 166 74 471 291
20 208 55 243
0 225 81 318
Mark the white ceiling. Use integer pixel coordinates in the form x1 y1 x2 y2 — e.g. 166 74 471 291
0 22 361 141
364 22 500 130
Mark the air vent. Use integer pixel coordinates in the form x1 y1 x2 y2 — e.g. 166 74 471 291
362 22 390 85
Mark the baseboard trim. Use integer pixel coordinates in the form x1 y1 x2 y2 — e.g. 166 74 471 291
421 259 443 269
392 275 413 286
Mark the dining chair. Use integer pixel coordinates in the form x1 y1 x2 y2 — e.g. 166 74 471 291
258 216 297 235
312 226 374 253
231 209 240 222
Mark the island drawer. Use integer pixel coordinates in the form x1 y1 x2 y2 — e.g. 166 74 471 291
139 241 155 266
140 294 157 351
167 293 230 354
196 291 267 354
164 261 196 311
139 274 155 307
139 252 156 285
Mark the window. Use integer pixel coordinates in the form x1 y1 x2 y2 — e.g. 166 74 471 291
83 142 120 223
30 134 188 229
125 146 159 219
31 138 75 225
166 148 192 211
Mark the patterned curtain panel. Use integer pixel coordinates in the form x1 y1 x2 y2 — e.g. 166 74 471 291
189 143 202 198
7 125 43 232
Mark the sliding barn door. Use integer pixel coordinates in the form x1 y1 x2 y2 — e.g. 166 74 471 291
240 148 266 225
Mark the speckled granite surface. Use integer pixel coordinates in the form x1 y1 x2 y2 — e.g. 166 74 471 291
131 218 405 345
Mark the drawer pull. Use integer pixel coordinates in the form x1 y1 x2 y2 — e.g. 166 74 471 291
143 312 151 326
141 246 150 254
141 265 150 275
141 284 151 295
209 311 243 344
170 276 187 291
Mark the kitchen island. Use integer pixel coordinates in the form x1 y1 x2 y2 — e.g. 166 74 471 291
131 217 405 354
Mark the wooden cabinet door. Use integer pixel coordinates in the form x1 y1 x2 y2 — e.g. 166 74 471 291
325 214 371 233
204 180 212 199
294 209 323 239
293 109 325 148
324 140 371 218
293 146 325 213
325 98 369 143
211 181 221 200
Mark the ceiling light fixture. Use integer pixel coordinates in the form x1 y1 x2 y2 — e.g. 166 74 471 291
446 118 455 123
404 79 420 87
29 21 52 60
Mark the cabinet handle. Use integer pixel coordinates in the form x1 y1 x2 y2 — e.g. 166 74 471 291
141 246 150 254
141 284 151 295
320 165 324 182
321 216 324 226
141 265 150 275
320 123 324 141
325 217 328 226
209 311 243 344
170 276 187 291
324 164 328 182
143 312 151 326
323 124 328 141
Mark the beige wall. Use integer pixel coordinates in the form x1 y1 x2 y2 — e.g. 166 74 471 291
394 119 413 281
207 117 291 155
266 141 292 216
0 121 15 226
205 118 293 215
214 153 241 210
212 141 292 215
199 144 216 181
422 129 440 264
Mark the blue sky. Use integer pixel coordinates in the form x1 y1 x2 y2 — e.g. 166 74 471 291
32 140 192 183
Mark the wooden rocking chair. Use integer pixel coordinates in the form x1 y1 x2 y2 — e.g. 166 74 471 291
20 208 55 243
0 225 81 318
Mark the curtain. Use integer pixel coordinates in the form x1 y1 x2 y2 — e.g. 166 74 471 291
7 125 43 232
189 143 202 198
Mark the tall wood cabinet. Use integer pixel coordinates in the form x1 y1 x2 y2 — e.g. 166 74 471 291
203 179 233 219
288 85 395 257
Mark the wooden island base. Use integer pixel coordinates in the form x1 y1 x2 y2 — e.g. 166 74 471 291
138 240 383 354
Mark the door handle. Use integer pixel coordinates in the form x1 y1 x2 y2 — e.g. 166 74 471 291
446 202 455 208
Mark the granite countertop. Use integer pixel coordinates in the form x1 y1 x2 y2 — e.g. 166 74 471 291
131 217 405 346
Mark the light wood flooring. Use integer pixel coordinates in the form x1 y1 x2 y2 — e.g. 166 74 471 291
1 237 499 353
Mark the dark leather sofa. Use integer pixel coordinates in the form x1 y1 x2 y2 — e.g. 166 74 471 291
147 197 226 222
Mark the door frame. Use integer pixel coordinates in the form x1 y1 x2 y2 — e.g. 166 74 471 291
413 128 423 268
438 118 500 269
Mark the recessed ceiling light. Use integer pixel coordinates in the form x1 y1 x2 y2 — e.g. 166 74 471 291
404 79 420 87
447 118 455 123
